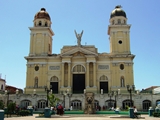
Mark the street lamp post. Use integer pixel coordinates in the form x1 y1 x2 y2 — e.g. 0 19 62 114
61 90 67 108
5 90 10 118
44 86 51 107
127 85 135 107
16 89 19 107
108 91 114 109
66 89 72 108
113 89 120 108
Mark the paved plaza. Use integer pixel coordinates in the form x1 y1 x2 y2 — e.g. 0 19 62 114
4 114 160 120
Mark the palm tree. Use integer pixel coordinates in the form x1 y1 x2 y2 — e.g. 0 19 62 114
47 94 60 107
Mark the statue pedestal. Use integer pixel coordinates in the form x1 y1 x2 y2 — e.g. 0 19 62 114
84 92 95 114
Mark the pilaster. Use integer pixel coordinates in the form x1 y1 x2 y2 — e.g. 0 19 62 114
33 33 36 55
61 63 64 88
29 33 33 55
68 62 71 87
86 62 89 88
93 62 96 87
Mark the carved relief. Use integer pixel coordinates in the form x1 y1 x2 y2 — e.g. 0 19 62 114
98 65 109 70
49 66 60 70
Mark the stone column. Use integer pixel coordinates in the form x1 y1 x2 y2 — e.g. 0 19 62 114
86 62 89 87
68 63 71 87
127 31 131 52
61 63 64 88
93 62 96 87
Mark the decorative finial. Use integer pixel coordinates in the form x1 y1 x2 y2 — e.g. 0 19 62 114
115 5 122 9
41 8 46 11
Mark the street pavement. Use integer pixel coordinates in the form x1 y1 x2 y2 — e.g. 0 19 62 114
4 114 160 120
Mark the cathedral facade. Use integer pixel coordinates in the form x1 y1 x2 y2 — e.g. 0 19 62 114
25 6 134 95
13 6 159 111
0 6 159 112
23 6 137 110
1 6 160 112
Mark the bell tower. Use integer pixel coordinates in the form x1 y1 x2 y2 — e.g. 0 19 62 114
29 8 54 56
108 5 131 55
108 6 135 93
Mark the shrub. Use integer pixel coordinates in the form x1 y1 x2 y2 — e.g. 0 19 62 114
18 110 30 116
153 112 160 117
39 112 44 117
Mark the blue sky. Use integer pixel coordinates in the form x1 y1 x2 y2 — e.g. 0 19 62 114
0 1 160 91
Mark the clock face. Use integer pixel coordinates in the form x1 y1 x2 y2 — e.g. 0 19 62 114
35 65 39 71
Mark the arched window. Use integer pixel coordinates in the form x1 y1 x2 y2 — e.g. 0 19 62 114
118 19 121 24
73 65 85 73
45 22 48 27
50 76 58 82
38 21 42 26
100 75 108 81
1 85 3 90
34 77 38 88
112 20 114 25
156 100 160 105
38 99 46 109
120 76 125 87
143 100 151 112
124 20 126 24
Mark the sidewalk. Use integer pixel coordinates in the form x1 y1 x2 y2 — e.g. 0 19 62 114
4 114 160 120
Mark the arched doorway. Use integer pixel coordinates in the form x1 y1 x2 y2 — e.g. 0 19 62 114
21 100 31 109
156 100 160 105
50 76 59 94
37 99 46 111
71 100 82 110
122 99 134 110
99 75 109 93
142 100 151 112
72 65 85 93
105 99 115 109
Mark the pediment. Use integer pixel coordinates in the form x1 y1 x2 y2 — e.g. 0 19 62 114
60 47 98 57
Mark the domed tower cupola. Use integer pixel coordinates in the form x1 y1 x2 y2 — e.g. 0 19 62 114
108 5 131 55
109 5 127 25
33 8 52 27
29 8 54 56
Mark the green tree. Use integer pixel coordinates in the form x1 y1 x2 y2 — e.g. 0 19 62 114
8 102 16 113
0 100 4 109
47 94 60 107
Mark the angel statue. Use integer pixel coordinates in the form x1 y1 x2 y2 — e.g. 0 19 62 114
74 30 83 46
